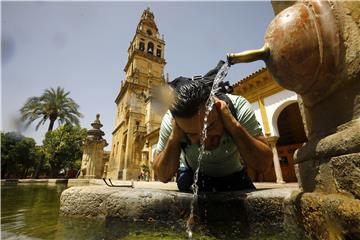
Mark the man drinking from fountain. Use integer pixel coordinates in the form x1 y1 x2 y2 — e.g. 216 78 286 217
153 61 273 192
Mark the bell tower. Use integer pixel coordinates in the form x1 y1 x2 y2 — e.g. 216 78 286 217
124 7 166 80
107 8 166 180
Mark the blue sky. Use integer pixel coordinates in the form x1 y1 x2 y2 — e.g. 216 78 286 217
2 1 274 150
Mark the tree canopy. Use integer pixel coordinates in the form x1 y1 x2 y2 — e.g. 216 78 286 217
42 124 87 177
1 132 38 178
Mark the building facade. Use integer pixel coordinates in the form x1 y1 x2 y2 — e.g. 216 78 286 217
106 8 166 180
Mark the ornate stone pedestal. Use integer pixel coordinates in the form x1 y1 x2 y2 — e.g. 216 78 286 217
79 114 108 179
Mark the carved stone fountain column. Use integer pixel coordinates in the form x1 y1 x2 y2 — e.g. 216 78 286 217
79 114 108 179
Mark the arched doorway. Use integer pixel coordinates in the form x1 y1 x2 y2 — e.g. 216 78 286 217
276 102 307 182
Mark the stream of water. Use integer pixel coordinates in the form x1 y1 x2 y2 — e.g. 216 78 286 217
186 62 230 239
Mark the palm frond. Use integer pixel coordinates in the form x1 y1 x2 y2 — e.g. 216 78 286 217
35 118 47 131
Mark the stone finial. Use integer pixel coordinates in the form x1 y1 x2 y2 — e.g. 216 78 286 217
91 113 103 130
139 7 157 32
142 7 154 20
87 114 105 142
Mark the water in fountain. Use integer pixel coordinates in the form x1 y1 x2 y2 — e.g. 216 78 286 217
186 61 230 239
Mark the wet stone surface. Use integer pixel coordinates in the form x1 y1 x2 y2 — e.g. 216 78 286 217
60 186 302 236
297 192 360 240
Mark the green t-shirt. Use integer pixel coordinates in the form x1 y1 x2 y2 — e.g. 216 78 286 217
155 94 263 177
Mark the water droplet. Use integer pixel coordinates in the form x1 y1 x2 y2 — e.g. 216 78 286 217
188 230 193 239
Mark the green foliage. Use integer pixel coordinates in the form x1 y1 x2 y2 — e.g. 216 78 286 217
140 164 151 181
42 124 87 177
1 132 37 178
141 164 150 174
20 86 83 132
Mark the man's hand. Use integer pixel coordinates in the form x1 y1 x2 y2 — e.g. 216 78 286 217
170 118 185 142
213 97 273 173
213 96 239 136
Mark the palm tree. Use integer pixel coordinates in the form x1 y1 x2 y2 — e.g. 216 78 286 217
20 87 83 178
20 87 83 132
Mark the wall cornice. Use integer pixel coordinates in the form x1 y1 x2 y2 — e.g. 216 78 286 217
232 68 284 103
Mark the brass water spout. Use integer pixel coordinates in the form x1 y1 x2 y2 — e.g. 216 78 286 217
227 44 270 65
226 0 341 107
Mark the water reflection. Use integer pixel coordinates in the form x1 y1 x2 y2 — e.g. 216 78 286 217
1 184 65 240
1 184 190 240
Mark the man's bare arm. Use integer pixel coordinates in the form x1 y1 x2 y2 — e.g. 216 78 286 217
231 125 273 173
215 99 273 173
152 120 184 183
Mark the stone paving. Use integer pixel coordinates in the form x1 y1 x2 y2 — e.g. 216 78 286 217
1 178 299 191
68 178 300 191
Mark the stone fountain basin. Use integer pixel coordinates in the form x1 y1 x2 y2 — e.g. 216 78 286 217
60 186 303 236
60 184 360 238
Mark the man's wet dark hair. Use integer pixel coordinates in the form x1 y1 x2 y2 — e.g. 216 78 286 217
168 77 211 118
168 60 235 119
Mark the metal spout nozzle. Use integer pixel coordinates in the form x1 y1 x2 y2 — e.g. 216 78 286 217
227 44 270 65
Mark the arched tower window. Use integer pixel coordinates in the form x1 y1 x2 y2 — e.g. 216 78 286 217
146 29 152 36
122 135 127 150
139 41 145 51
147 42 154 54
156 49 161 57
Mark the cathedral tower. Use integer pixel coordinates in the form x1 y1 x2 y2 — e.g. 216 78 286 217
107 8 166 180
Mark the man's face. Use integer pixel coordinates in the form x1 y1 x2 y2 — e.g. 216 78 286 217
175 106 224 150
